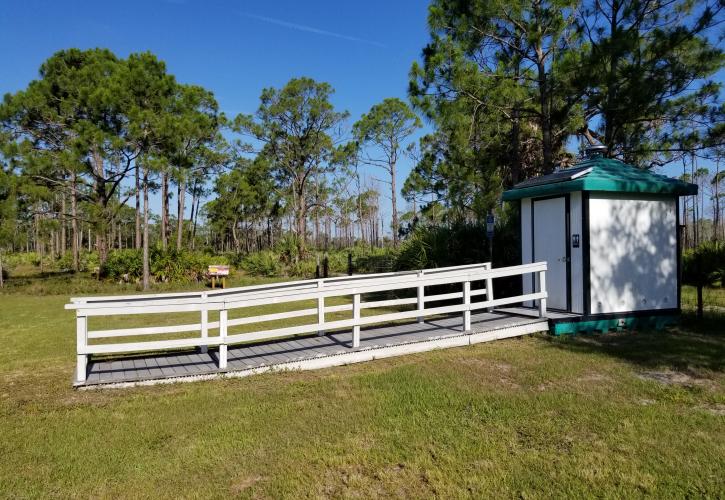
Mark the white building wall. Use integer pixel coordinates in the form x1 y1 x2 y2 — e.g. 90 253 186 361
588 194 677 314
569 192 584 314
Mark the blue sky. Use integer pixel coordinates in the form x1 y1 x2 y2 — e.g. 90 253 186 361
0 0 431 221
0 0 717 223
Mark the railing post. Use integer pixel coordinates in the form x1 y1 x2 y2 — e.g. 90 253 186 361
317 280 325 336
462 280 471 332
538 270 547 318
417 270 425 323
485 275 494 312
200 292 208 354
219 307 228 369
352 293 360 348
76 313 88 383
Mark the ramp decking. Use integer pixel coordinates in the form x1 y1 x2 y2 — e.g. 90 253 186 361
78 308 561 388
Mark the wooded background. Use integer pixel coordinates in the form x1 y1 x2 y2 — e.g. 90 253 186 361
0 0 723 288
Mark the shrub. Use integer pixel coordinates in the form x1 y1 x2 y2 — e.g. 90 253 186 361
83 251 100 273
1 252 60 273
682 241 725 318
394 208 522 297
101 248 227 283
240 251 281 277
396 224 489 270
101 249 143 281
274 234 301 264
151 248 225 282
56 251 74 271
288 257 317 278
56 250 100 272
395 206 520 272
3 252 38 268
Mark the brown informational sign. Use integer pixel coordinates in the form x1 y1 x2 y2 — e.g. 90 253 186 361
208 265 230 277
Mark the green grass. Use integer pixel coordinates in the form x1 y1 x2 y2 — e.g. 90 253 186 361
0 274 723 497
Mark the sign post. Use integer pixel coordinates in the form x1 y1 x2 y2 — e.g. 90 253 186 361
208 264 230 289
486 213 495 263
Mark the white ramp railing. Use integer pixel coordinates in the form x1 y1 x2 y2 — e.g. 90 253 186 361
66 262 548 383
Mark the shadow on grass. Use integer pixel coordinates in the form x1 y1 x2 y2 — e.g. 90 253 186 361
540 312 725 372
0 271 117 296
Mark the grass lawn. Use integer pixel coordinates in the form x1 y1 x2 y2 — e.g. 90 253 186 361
1 273 724 497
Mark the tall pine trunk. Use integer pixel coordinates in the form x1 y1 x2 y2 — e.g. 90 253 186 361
536 57 554 173
176 179 185 250
135 165 141 249
92 150 109 265
60 193 67 256
191 196 200 250
161 171 169 250
714 161 720 242
143 167 151 290
691 155 698 246
189 179 198 249
390 160 399 247
314 171 320 249
296 187 307 256
604 1 620 154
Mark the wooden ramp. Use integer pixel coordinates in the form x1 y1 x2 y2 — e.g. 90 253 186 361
68 263 561 388
78 309 550 388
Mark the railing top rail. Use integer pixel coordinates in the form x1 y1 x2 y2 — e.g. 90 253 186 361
222 262 545 310
65 262 546 312
68 263 492 305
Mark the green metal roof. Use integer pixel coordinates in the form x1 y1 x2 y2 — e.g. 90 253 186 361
502 156 698 201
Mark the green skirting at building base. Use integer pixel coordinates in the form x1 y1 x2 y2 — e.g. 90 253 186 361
550 314 680 335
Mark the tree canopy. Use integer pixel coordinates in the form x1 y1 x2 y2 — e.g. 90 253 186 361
353 97 421 246
406 0 724 223
233 77 349 255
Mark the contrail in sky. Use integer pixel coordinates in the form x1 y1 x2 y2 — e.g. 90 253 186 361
240 12 386 48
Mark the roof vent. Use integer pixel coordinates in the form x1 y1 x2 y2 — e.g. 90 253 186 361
585 144 608 159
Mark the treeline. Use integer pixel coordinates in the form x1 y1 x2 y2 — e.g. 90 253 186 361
0 50 225 289
0 54 421 287
680 159 725 247
1 0 724 288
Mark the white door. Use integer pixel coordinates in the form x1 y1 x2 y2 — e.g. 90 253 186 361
533 197 568 310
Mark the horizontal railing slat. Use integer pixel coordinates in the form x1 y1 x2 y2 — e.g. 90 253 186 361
87 323 202 339
81 336 222 355
79 302 223 316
